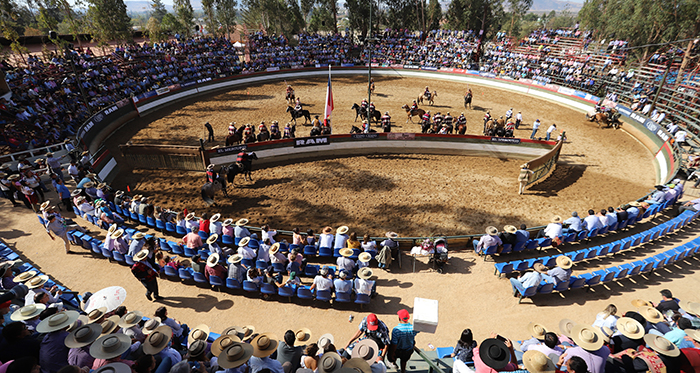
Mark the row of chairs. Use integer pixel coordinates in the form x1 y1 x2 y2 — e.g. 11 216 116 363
515 236 700 303
495 209 698 277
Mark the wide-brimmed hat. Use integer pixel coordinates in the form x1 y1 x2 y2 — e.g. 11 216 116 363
294 328 312 346
555 256 573 270
339 248 354 258
227 254 243 264
93 363 131 373
358 267 373 280
71 189 82 197
551 215 562 223
631 299 652 308
628 201 642 207
269 243 281 255
185 213 196 220
111 229 124 239
638 306 664 323
65 323 103 348
533 263 547 274
11 303 46 321
26 275 49 289
617 317 644 339
142 325 173 355
251 333 278 357
680 300 700 316
189 340 208 359
558 319 576 337
344 358 371 373
599 326 613 343
211 213 221 223
238 237 251 247
644 334 680 357
322 226 333 234
223 218 234 227
13 270 37 283
351 338 379 363
207 234 219 245
98 315 120 335
570 324 604 351
337 226 349 235
218 342 254 369
211 334 242 356
107 224 118 235
142 317 161 335
131 232 145 240
478 338 511 370
522 350 556 373
686 329 700 343
133 249 149 262
37 310 80 333
87 307 108 324
188 324 211 346
40 201 51 210
90 333 132 359
207 254 220 268
236 218 249 226
319 352 343 373
222 325 255 340
118 311 143 329
527 322 547 339
504 225 517 234
318 333 335 352
486 226 498 235
358 252 372 263
45 152 54 157
84 182 95 188
97 183 106 189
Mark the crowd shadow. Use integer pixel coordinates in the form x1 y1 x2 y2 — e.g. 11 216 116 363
0 229 31 240
158 293 235 312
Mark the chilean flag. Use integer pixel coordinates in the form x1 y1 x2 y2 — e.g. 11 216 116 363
324 67 334 121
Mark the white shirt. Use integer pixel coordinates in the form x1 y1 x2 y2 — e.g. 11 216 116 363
238 246 256 259
546 125 556 133
257 244 270 262
675 131 687 142
543 223 562 239
67 164 78 176
319 233 334 248
516 113 522 121
354 278 375 295
313 276 333 291
209 221 223 236
361 241 378 252
186 219 199 231
584 215 603 231
533 121 540 130
261 230 277 244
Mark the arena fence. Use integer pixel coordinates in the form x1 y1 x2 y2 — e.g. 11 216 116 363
525 140 564 186
118 144 209 171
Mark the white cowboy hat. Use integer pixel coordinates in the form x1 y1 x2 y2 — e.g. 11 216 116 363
558 319 576 338
223 219 234 227
339 248 354 258
617 317 644 339
185 213 196 220
358 252 372 263
188 324 211 346
318 333 335 353
13 270 36 283
118 311 143 329
336 226 349 235
111 229 124 239
227 254 243 264
638 306 664 323
87 307 108 324
238 237 251 247
318 352 343 373
486 226 498 235
631 299 652 308
527 322 547 339
570 324 604 352
132 232 145 240
351 338 379 364
504 225 517 234
211 334 242 356
236 218 249 226
94 363 131 373
11 304 46 321
133 249 149 262
269 243 280 255
26 275 49 289
522 350 556 373
141 317 162 335
211 213 221 223
385 232 398 239
294 328 312 346
98 315 121 336
644 334 680 357
207 234 219 245
555 255 573 270
207 253 220 267
358 267 373 280
551 215 562 223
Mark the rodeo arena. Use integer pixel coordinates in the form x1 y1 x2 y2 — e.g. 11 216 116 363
5 25 700 373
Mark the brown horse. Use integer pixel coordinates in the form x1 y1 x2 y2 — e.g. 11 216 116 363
286 90 295 104
456 122 467 135
402 104 426 123
586 110 621 129
418 91 438 105
225 127 245 145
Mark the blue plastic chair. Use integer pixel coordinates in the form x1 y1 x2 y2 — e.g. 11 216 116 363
147 217 156 228
297 286 314 300
303 245 317 256
500 244 512 254
138 214 147 224
155 219 166 231
335 291 353 303
494 263 514 277
517 286 538 303
278 285 296 300
210 275 224 288
165 222 176 234
512 241 527 252
525 240 539 250
112 251 126 264
100 248 113 261
260 283 277 296
241 259 254 268
553 280 570 292
222 235 234 245
305 264 319 277
176 225 188 236
272 262 287 274
125 255 135 265
91 241 102 255
242 281 259 293
354 294 371 306
198 231 208 241
319 247 333 257
164 266 179 278
568 277 587 290
168 243 184 256
226 278 242 289
537 238 552 248
316 290 332 302
538 283 554 294
184 247 197 257
256 260 268 270
193 272 208 285
249 240 260 250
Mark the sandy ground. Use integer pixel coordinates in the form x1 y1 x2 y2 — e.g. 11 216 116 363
119 76 655 237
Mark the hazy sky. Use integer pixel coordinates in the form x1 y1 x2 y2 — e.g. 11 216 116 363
153 0 584 6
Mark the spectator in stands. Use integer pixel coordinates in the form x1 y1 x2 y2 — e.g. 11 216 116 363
182 227 203 249
361 234 377 254
605 207 618 227
0 321 40 362
593 304 619 331
127 232 145 257
473 226 502 255
334 226 350 249
235 218 251 239
337 249 356 273
472 335 518 372
655 289 681 314
645 185 666 204
498 225 517 247
584 209 603 232
238 238 256 260
333 270 353 294
543 256 573 285
319 227 334 249
449 328 477 373
538 216 563 240
309 266 332 294
510 263 546 296
678 198 700 215
562 212 582 234
204 254 227 280
277 330 306 372
112 230 128 255
562 325 610 373
190 255 205 275
515 224 529 245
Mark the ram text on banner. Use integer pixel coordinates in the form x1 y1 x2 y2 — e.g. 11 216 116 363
324 67 334 121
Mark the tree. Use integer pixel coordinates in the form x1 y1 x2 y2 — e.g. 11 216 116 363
446 0 504 39
426 0 441 30
86 0 132 49
215 0 236 40
49 0 85 47
146 15 167 41
160 12 181 33
507 0 532 36
383 0 421 31
241 0 304 36
344 0 378 37
0 0 27 63
308 6 333 32
445 0 465 30
150 0 167 21
201 0 217 35
174 0 194 37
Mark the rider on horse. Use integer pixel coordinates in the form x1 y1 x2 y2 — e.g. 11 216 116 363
505 108 513 121
258 121 267 133
421 111 431 124
270 121 280 138
369 78 375 92
424 86 430 98
323 118 332 134
483 111 491 124
294 98 302 115
243 124 253 139
311 115 321 127
283 122 293 139
361 99 369 112
381 112 391 132
206 164 218 183
444 112 453 126
228 122 237 135
433 112 444 125
457 113 467 126
362 119 370 133
411 100 419 112
286 85 294 95
369 102 376 116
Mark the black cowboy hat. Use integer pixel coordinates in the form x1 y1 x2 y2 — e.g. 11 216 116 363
478 339 510 370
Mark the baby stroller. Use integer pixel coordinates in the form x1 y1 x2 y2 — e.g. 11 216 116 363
429 237 449 273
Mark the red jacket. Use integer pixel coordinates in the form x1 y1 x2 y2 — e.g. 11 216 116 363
131 262 157 282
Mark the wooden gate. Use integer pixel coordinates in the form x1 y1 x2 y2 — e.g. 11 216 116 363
119 144 209 171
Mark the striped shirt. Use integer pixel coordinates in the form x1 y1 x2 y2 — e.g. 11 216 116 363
391 323 418 351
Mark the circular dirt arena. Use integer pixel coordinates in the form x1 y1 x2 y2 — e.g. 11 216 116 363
117 75 656 236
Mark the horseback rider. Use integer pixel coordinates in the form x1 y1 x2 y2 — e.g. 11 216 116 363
381 111 391 133
294 98 302 115
439 124 449 135
483 111 491 124
433 112 444 125
206 164 218 184
424 86 430 98
270 121 280 138
444 112 453 126
411 100 419 112
283 122 293 139
362 119 370 134
361 98 369 113
258 121 268 133
369 102 376 116
505 121 515 137
322 118 332 134
457 113 467 126
505 108 513 120
243 123 253 139
286 84 294 96
369 78 375 92
421 111 431 124
228 122 237 135
311 115 321 128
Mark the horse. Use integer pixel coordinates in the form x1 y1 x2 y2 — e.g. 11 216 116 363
257 131 270 142
351 103 381 123
402 104 426 123
225 152 258 185
586 110 621 129
484 119 496 136
310 126 322 137
350 126 376 134
286 106 311 125
418 91 438 105
201 180 222 207
456 122 467 135
225 126 245 146
285 90 295 104
464 92 473 109
420 120 431 134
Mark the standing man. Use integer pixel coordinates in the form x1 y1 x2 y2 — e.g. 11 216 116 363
515 111 523 129
390 309 418 373
545 123 557 141
530 119 541 139
205 121 215 143
45 214 71 254
45 152 64 181
518 164 534 195
131 249 163 301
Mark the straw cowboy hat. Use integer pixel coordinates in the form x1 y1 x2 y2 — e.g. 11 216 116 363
26 275 49 289
269 243 281 255
686 329 700 343
570 324 604 351
343 358 372 373
93 363 131 373
71 189 82 197
185 213 196 220
236 218 249 226
227 254 243 264
558 319 576 338
628 201 642 207
218 342 254 369
238 237 251 247
40 201 51 210
339 248 354 258
321 226 332 234
504 225 517 234
142 317 162 335
527 322 547 340
251 333 278 357
551 216 562 223
189 340 208 359
207 254 220 268
87 307 108 324
37 311 80 333
188 324 211 346
351 338 379 363
211 213 221 223
358 252 372 263
142 325 173 355
107 224 118 235
133 249 149 263
118 311 143 329
221 325 253 339
680 300 700 316
65 323 103 348
90 333 132 359
223 219 234 227
478 338 511 370
638 306 664 323
644 335 680 357
132 194 142 200
84 182 95 188
132 232 145 240
522 350 556 373
67 315 89 333
294 328 312 346
385 232 398 239
207 234 219 245
555 255 573 270
486 226 498 236
358 267 373 280
13 270 37 283
99 315 121 336
318 352 343 373
111 229 124 239
11 304 46 321
598 326 613 343
532 263 548 274
631 299 652 308
211 334 242 356
616 317 644 339
337 226 349 235
318 333 335 353
97 183 106 189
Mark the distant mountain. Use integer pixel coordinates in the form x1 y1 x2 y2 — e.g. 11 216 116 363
529 0 582 13
124 0 203 14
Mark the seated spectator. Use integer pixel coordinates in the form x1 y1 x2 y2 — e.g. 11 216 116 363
182 227 203 249
261 224 277 244
269 243 287 265
645 185 666 204
346 232 361 249
472 335 518 372
542 256 573 285
584 209 603 231
334 226 350 249
227 254 246 283
538 216 563 240
509 263 546 296
449 329 477 368
235 218 251 239
337 249 356 273
354 267 376 297
333 270 353 294
655 289 681 314
222 219 235 237
498 225 517 247
361 234 377 254
562 212 583 234
204 254 227 280
473 226 502 254
309 266 333 293
592 304 618 331
318 226 334 248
